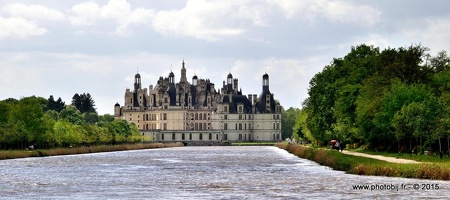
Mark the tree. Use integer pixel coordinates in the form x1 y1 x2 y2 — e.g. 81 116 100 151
72 93 96 113
84 112 99 124
281 107 302 139
430 50 450 72
47 95 65 112
59 105 84 125
8 97 46 148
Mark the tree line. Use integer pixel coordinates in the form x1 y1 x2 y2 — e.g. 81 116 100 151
283 44 450 154
0 94 142 150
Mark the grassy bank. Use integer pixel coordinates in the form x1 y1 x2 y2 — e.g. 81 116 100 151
232 142 277 146
0 142 184 160
276 143 450 180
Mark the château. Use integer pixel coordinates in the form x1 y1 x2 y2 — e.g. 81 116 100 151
114 61 282 143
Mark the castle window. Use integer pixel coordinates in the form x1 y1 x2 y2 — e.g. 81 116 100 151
238 106 243 113
189 133 192 140
224 123 228 130
209 133 212 140
224 134 228 140
163 123 167 130
172 133 175 140
239 115 242 120
199 133 203 140
239 123 242 130
163 113 167 120
161 133 164 141
224 115 228 120
239 134 242 140
182 133 185 140
224 106 228 112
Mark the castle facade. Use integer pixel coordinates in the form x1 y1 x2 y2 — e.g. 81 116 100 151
114 61 282 143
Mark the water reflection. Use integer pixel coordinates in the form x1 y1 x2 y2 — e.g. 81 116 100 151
0 146 448 199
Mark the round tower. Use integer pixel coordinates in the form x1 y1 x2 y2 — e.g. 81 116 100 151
114 102 121 117
134 73 141 91
193 74 198 86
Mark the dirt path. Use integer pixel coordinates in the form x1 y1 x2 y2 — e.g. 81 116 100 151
340 150 422 164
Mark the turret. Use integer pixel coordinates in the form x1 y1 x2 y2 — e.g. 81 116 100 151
114 102 121 117
134 73 141 91
180 60 187 82
193 74 198 86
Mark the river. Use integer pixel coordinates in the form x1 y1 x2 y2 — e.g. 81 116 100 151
0 146 448 199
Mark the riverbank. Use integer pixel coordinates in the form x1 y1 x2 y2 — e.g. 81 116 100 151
276 143 450 180
232 142 277 146
0 142 184 160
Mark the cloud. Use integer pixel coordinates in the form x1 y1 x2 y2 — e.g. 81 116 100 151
0 17 47 39
420 18 450 53
69 0 154 35
69 2 101 26
270 0 381 25
3 3 65 21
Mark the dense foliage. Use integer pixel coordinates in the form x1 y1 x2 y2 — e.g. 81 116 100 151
297 44 450 153
0 95 142 150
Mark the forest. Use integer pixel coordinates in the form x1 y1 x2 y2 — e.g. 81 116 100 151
0 94 142 150
282 44 450 154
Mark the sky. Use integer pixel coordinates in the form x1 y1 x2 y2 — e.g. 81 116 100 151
1 0 450 115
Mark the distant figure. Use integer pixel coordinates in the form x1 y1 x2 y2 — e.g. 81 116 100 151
28 145 34 150
335 141 340 152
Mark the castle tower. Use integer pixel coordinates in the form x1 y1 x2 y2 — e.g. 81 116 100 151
134 73 141 91
114 102 121 117
169 71 175 84
192 74 198 86
227 73 233 94
180 60 187 83
263 73 269 91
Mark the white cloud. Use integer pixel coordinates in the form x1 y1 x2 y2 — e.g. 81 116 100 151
270 0 381 25
151 0 246 41
99 0 131 20
3 3 65 21
69 2 101 26
420 18 450 53
0 17 47 39
69 0 154 35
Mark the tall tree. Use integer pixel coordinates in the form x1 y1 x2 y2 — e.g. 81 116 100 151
72 93 96 113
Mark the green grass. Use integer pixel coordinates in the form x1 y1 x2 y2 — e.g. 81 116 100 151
0 142 184 160
231 142 277 146
276 143 450 180
353 149 450 167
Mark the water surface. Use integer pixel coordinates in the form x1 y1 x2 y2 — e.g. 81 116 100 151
1 146 448 199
